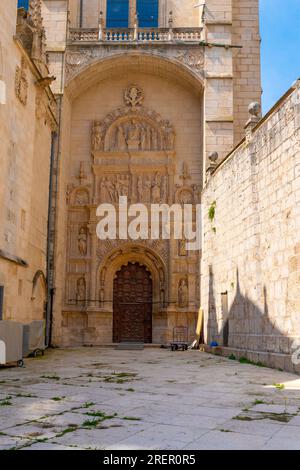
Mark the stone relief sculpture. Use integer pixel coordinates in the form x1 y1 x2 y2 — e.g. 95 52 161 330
151 173 161 204
92 121 106 151
178 279 188 308
162 120 176 150
78 227 87 256
124 84 144 110
15 57 28 105
100 175 131 203
91 86 176 153
76 277 86 302
98 173 168 204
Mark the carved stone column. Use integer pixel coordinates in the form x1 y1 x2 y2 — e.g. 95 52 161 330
88 218 97 309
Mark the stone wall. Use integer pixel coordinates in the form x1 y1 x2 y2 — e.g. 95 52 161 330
0 1 56 325
232 0 261 144
201 82 300 372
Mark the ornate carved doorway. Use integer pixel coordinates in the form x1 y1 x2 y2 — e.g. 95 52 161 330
113 263 152 343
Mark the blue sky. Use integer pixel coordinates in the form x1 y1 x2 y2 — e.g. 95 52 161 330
260 0 300 113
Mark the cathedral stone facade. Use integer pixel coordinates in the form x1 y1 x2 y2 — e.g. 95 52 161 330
39 0 261 346
2 1 299 372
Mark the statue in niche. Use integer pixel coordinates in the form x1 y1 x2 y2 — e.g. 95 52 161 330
137 176 143 202
92 121 106 151
140 126 147 150
76 277 86 302
179 238 187 257
152 174 161 203
115 175 130 198
115 125 127 151
101 177 116 202
128 120 140 142
78 227 87 256
178 279 188 308
164 121 175 150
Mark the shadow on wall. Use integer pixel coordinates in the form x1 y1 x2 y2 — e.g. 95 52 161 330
207 266 296 358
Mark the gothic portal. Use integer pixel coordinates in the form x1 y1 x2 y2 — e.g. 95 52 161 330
40 0 261 347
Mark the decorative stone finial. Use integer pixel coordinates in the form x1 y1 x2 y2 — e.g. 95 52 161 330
206 152 218 183
208 151 219 163
124 85 144 110
245 102 261 143
248 101 261 118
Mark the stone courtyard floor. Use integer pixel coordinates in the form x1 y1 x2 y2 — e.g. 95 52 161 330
0 348 300 450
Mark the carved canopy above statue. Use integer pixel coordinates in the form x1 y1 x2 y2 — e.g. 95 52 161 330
91 85 176 153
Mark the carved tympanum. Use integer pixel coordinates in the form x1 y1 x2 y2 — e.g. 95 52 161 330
91 86 176 152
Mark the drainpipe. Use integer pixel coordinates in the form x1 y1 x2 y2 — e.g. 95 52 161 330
46 131 57 347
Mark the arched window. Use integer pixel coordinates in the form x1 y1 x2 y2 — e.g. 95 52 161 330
18 0 29 10
137 0 158 28
107 0 129 28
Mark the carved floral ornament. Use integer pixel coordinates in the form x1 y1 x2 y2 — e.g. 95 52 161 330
64 48 205 83
124 84 144 110
92 85 176 153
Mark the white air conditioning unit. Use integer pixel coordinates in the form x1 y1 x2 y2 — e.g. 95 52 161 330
0 321 24 367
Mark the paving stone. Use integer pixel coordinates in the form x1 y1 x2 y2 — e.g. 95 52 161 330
0 349 300 450
252 404 299 415
184 430 268 450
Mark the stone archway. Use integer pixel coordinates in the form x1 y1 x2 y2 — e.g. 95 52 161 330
113 262 152 343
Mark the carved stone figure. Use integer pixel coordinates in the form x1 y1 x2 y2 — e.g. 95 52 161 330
76 277 86 302
78 227 87 256
152 174 161 203
92 121 106 151
115 175 129 198
164 121 175 150
178 279 188 308
103 178 116 202
128 120 140 142
115 125 127 151
140 126 147 150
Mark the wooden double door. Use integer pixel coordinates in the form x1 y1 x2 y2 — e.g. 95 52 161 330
113 263 152 343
